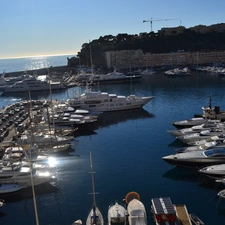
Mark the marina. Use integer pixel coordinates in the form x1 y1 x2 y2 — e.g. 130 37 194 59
1 56 225 224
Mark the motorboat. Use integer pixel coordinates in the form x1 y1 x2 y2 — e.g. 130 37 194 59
199 164 225 179
187 135 225 146
176 140 224 153
17 132 74 147
86 152 104 225
66 86 154 112
162 148 225 169
125 192 147 225
0 183 26 195
2 76 66 93
189 214 205 225
164 67 191 76
72 220 82 225
108 201 127 225
151 197 191 225
172 117 208 129
217 189 225 198
89 71 141 84
167 121 222 137
176 131 214 144
0 165 54 186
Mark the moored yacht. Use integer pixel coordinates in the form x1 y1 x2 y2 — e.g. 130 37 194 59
162 148 225 169
2 76 65 93
0 165 54 186
66 86 154 112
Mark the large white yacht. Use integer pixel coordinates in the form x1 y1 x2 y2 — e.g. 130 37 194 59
2 76 65 93
0 165 54 186
66 86 154 112
89 71 141 84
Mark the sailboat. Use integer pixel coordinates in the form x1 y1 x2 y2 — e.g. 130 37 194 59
86 152 104 225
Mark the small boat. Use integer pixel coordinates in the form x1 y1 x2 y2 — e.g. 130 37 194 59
172 117 207 129
217 189 225 198
0 183 26 195
72 219 82 225
199 164 225 179
108 201 127 225
86 152 104 225
189 213 205 225
125 192 147 225
151 197 199 225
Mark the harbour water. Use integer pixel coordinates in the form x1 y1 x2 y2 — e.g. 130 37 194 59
0 56 225 225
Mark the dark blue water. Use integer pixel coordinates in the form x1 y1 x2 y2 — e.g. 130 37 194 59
1 72 225 225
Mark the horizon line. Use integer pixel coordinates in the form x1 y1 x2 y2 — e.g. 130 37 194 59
0 53 77 60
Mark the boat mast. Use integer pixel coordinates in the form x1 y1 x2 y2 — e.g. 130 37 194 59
89 152 97 207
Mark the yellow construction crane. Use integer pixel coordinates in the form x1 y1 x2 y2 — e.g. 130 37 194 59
143 18 180 32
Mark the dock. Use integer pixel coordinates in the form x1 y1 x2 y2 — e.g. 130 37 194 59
174 204 192 225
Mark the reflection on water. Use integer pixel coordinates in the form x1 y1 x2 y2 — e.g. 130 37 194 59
96 108 154 128
1 183 58 203
162 167 203 182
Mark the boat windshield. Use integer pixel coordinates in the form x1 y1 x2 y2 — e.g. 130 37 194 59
204 148 225 157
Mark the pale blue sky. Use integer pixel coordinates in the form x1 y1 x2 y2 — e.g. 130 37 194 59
0 0 224 59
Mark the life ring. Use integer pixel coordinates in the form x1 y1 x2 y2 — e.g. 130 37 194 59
125 191 140 204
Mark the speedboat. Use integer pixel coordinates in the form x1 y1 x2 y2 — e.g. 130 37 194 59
187 135 225 146
72 220 82 225
108 201 127 225
176 131 215 144
0 183 26 195
199 164 225 179
66 85 154 112
125 192 147 225
176 140 223 153
162 148 225 169
217 189 225 198
172 117 207 129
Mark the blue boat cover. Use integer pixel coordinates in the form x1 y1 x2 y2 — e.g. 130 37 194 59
151 197 175 215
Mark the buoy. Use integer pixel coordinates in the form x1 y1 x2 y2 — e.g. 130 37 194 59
125 191 140 204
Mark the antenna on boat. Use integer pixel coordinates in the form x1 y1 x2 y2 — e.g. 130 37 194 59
209 94 212 109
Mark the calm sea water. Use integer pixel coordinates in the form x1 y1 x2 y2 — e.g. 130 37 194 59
0 54 74 73
0 56 225 225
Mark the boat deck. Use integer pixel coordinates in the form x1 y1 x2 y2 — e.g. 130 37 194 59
174 204 192 225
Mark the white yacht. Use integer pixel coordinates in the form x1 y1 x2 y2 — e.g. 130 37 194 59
0 165 54 186
17 132 74 147
66 86 154 112
89 71 141 84
2 76 65 93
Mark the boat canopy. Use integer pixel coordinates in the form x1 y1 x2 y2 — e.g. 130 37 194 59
151 197 175 215
204 148 225 156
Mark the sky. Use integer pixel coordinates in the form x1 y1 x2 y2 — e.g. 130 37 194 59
0 0 224 59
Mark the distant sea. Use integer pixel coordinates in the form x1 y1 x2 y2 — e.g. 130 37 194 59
1 57 225 225
0 54 75 73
